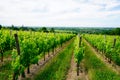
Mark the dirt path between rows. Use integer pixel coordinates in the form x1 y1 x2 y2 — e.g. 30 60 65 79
66 53 78 80
84 39 120 75
66 49 88 80
19 38 74 80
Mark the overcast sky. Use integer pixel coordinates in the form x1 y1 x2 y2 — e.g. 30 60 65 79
0 0 120 27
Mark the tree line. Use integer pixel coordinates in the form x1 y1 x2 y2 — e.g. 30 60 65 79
0 25 54 32
0 24 119 35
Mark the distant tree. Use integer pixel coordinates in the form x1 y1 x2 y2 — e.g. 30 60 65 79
50 28 55 32
11 25 14 30
41 27 48 32
110 28 120 35
10 25 20 30
114 28 120 35
19 25 24 31
0 25 2 29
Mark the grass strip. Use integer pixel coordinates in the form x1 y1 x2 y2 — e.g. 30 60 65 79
34 41 73 80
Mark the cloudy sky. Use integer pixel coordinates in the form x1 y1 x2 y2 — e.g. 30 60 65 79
0 0 120 27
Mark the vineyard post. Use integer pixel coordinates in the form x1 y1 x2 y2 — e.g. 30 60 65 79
113 38 116 48
77 62 79 76
104 35 106 53
108 38 116 63
43 40 46 61
1 51 3 62
13 34 20 80
14 34 20 55
44 51 45 61
27 64 30 74
10 30 12 49
27 39 30 74
79 36 82 47
54 32 56 54
53 32 55 55
14 34 25 78
46 33 50 57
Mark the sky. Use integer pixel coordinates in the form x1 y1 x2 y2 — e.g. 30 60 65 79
0 0 120 27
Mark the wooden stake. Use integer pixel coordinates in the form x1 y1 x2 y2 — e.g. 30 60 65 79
27 65 30 74
53 39 55 55
13 34 24 79
21 72 25 78
113 38 116 48
13 72 16 80
1 51 3 62
14 34 20 55
44 52 45 61
77 63 79 76
79 36 82 47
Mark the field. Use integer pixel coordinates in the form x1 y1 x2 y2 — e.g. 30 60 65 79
0 28 120 80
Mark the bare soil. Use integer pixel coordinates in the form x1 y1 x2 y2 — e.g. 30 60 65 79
66 52 88 80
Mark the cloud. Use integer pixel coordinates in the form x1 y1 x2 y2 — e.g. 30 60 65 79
0 0 120 27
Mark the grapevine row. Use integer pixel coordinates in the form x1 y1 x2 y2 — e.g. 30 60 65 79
84 34 120 65
10 30 75 80
74 34 84 76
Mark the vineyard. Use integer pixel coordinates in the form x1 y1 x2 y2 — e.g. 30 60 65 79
0 29 120 80
84 34 120 65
